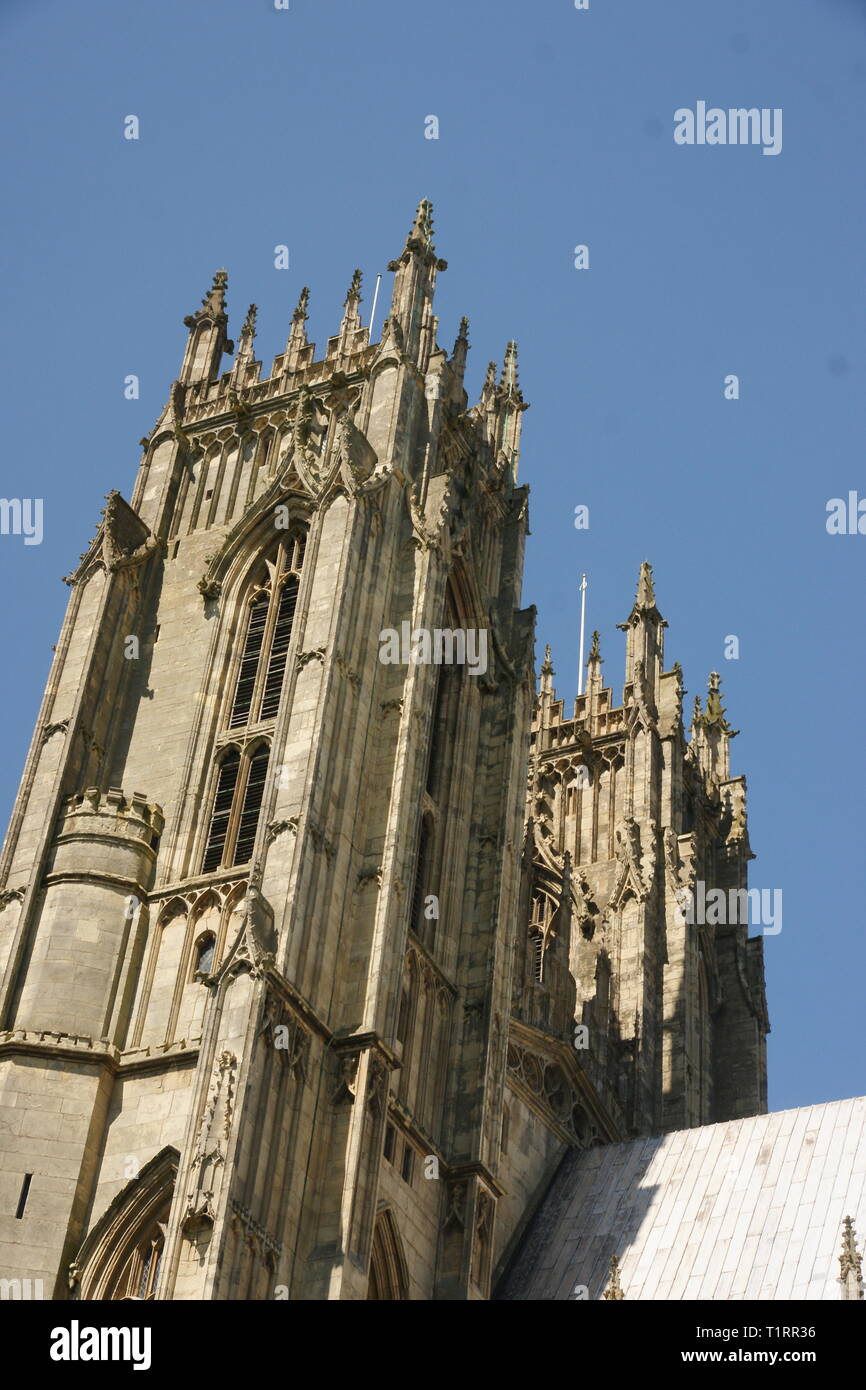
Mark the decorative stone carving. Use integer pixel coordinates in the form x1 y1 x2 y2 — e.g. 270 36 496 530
40 718 69 745
335 409 378 491
295 646 326 671
214 883 277 981
335 655 361 690
603 1254 625 1300
443 1180 467 1232
406 482 446 553
185 1050 237 1231
573 871 600 939
366 1054 389 1116
266 817 298 843
197 575 222 600
356 864 383 890
333 1052 359 1105
64 492 159 585
628 658 657 731
839 1216 864 1300
608 817 656 910
506 1039 598 1147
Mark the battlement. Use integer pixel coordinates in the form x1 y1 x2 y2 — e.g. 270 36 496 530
149 202 527 489
61 786 164 842
179 342 379 427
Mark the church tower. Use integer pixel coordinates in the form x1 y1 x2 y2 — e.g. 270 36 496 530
0 206 770 1303
518 564 770 1140
0 202 537 1300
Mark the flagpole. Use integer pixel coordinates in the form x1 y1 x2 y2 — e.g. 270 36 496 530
368 273 382 341
577 573 588 696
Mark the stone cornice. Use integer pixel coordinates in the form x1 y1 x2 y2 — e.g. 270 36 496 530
180 365 373 431
0 1029 199 1076
331 1029 400 1072
443 1160 504 1200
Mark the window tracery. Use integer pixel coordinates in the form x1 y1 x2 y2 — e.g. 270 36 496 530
202 532 305 873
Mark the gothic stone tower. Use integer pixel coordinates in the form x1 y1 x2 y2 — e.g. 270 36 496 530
0 202 537 1301
517 564 770 1144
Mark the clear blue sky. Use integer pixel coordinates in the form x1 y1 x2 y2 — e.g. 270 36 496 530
0 0 863 1113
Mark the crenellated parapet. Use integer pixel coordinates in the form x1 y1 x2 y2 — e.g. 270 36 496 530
132 199 532 578
50 786 164 891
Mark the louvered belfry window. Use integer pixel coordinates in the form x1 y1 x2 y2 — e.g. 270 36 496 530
233 743 271 865
202 750 241 872
202 533 305 872
229 593 269 727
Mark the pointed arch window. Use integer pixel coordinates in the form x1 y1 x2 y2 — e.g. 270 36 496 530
229 533 304 729
202 530 306 874
202 750 241 871
230 594 269 728
192 933 216 981
202 742 272 872
234 742 270 864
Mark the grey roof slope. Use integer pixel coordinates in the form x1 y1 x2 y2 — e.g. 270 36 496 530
498 1095 866 1300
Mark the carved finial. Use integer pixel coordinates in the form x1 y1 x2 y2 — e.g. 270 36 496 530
539 644 556 699
344 268 363 308
588 629 601 663
700 672 738 737
617 560 665 642
234 304 257 366
839 1216 863 1299
183 269 228 329
482 360 497 402
408 197 434 247
447 316 470 390
635 560 655 608
203 268 228 315
498 340 524 403
293 286 310 322
603 1254 625 1300
384 198 446 364
288 286 310 349
387 198 436 273
183 268 230 336
339 270 363 339
705 671 723 714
